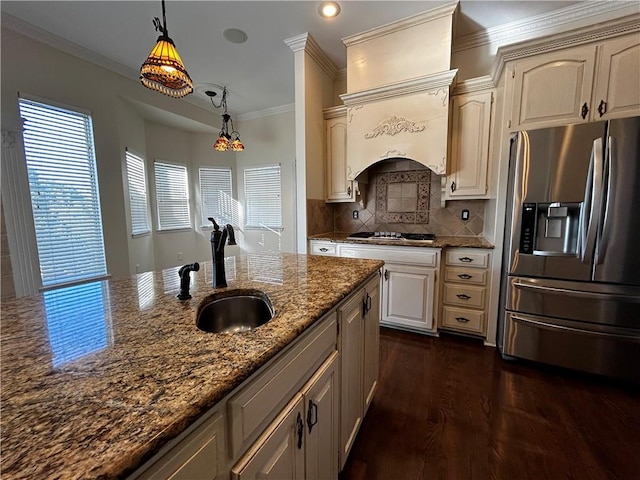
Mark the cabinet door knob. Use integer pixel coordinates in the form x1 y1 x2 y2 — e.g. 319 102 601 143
581 102 589 119
347 186 352 196
319 247 328 252
598 100 607 117
458 273 472 280
459 257 473 263
296 412 304 449
455 317 470 323
456 293 472 300
451 181 456 193
307 400 318 433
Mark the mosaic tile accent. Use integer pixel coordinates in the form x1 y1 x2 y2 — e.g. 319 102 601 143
376 169 430 224
332 158 486 237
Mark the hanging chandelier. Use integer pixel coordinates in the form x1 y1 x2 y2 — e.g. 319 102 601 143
140 0 193 98
206 88 245 152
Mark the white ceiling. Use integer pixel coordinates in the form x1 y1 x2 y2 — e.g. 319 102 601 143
2 1 581 120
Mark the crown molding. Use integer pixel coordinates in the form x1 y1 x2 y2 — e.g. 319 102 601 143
343 2 458 47
284 32 338 80
335 69 347 83
452 76 495 95
2 13 139 81
491 13 640 82
237 103 295 122
322 105 347 119
454 1 638 53
340 69 458 106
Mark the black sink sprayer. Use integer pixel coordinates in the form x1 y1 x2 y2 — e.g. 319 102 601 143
208 217 237 288
177 262 200 300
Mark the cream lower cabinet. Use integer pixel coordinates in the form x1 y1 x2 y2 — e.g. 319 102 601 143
440 248 491 336
232 352 339 480
338 274 380 469
338 243 440 335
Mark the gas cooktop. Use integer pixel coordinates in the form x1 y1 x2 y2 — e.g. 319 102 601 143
346 231 436 242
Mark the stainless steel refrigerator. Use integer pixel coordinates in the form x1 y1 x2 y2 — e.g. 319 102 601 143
499 116 640 383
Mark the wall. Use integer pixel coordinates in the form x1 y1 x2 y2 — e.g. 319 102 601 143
0 28 218 288
1 205 15 299
235 111 296 254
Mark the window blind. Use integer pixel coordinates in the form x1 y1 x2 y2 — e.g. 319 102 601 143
154 161 191 231
125 149 150 235
18 97 107 287
199 167 232 226
244 165 282 229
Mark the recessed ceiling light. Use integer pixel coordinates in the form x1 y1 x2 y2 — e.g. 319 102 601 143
319 1 341 19
223 28 248 44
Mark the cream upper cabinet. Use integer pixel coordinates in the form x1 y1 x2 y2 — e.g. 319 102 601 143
592 34 640 120
324 106 354 202
445 90 493 198
511 44 596 130
509 34 640 131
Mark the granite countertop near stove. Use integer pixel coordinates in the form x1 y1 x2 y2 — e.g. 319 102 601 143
309 232 494 249
0 253 383 480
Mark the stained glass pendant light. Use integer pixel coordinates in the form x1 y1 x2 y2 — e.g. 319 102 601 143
206 88 245 152
140 0 193 98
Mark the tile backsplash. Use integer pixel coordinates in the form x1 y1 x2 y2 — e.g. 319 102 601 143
326 159 486 236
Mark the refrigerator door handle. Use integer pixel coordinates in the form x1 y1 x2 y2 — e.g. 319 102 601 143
512 280 639 302
596 135 614 264
580 138 604 264
511 314 640 341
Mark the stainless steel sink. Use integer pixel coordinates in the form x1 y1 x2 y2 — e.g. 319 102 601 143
196 290 275 333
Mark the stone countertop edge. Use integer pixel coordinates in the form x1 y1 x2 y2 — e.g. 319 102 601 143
309 232 495 249
0 253 383 480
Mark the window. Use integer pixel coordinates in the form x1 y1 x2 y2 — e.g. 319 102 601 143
18 97 107 287
125 149 150 235
199 167 232 226
244 165 282 229
154 161 191 231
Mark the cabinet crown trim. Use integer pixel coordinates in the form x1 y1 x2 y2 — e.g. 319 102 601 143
340 69 458 106
491 14 640 82
452 76 495 95
323 105 347 119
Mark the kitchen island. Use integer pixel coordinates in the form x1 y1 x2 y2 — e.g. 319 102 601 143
0 253 383 480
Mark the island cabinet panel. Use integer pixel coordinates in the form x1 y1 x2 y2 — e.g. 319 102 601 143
228 312 337 458
134 410 226 480
362 275 380 414
338 288 364 469
231 394 305 480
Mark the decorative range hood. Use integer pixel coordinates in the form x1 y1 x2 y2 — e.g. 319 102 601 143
339 3 459 179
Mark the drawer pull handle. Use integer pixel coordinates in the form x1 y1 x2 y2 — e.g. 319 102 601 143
598 100 607 117
459 257 474 263
455 317 470 323
319 247 329 252
384 270 389 281
458 274 472 280
296 412 304 449
456 294 471 300
307 400 318 433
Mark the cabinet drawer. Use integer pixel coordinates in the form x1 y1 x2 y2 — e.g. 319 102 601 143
445 250 489 268
310 242 337 256
340 244 438 267
443 283 486 309
444 266 487 285
442 306 484 334
228 312 337 458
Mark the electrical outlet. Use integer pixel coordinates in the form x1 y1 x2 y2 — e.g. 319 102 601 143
461 209 470 221
352 210 359 219
177 252 184 261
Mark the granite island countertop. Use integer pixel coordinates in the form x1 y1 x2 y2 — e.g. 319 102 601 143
0 253 383 480
309 232 494 249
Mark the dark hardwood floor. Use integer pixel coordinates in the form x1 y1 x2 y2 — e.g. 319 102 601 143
341 328 640 480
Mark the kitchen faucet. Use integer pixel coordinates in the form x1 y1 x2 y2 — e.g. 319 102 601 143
208 217 237 288
177 262 199 300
